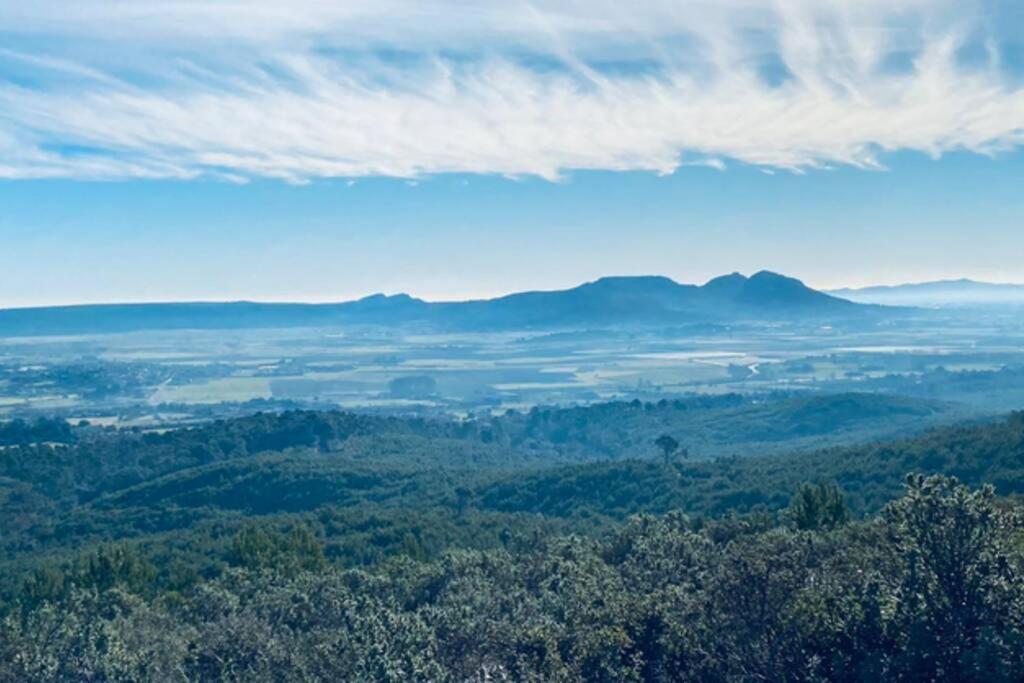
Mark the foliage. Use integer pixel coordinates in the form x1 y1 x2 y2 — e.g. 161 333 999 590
3 402 1024 679
480 392 954 460
0 417 76 446
654 434 679 465
1 477 1021 681
476 411 1024 519
788 481 850 531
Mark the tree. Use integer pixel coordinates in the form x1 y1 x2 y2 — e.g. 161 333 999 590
883 474 1022 681
230 523 326 575
788 482 850 531
655 434 679 465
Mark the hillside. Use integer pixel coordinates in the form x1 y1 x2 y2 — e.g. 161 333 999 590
0 271 868 337
23 405 1016 557
483 392 957 460
478 410 1024 519
0 393 993 572
0 392 958 510
2 405 1024 681
830 278 1024 306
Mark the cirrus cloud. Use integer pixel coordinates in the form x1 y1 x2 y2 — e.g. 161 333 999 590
0 0 1021 182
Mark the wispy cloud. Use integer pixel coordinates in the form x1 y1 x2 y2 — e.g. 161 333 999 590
0 0 1021 181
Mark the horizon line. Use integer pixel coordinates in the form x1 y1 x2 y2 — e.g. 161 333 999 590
3 273 1024 312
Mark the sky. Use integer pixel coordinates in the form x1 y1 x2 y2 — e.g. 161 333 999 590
1 0 1023 307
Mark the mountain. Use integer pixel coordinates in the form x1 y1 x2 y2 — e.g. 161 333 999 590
0 271 867 337
829 279 1024 307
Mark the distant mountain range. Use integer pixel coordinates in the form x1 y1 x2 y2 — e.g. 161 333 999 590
0 271 869 337
829 279 1024 307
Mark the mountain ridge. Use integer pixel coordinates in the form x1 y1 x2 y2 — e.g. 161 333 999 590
0 271 871 337
829 278 1024 306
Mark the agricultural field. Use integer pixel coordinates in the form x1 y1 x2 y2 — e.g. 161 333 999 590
3 307 1024 429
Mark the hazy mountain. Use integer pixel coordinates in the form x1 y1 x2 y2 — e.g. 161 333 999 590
0 271 866 337
829 279 1024 307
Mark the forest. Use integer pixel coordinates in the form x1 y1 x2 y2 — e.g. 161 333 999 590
1 476 1022 681
1 399 1024 680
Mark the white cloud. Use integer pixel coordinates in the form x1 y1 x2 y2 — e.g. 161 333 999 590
0 0 1021 181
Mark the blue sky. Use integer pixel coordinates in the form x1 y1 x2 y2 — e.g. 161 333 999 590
1 1 1023 307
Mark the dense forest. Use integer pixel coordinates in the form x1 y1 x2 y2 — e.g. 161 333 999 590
0 417 76 447
2 398 1024 680
2 476 1022 681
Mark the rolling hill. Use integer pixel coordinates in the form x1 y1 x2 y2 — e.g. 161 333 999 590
0 392 964 560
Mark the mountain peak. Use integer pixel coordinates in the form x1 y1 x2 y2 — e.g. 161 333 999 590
705 272 747 283
738 271 849 309
702 272 748 293
357 293 417 302
585 275 681 289
748 270 797 283
350 292 427 312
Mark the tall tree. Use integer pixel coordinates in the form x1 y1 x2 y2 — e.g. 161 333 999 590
655 434 679 465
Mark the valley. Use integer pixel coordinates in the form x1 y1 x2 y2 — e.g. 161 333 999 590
3 299 1022 431
2 274 1024 432
3 273 1024 681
